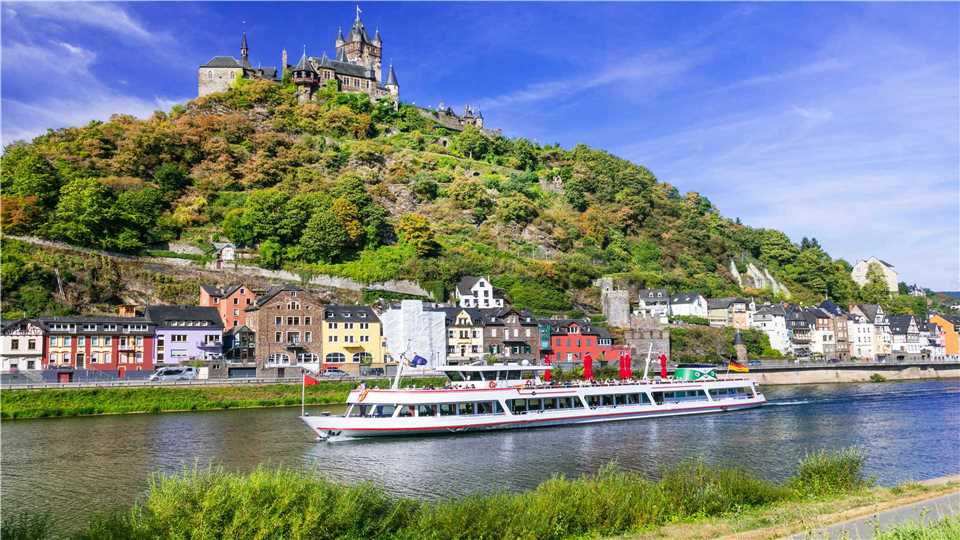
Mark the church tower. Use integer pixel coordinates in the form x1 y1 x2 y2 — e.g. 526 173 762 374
240 32 250 68
335 6 382 83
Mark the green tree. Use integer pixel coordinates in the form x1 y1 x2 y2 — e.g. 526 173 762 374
299 211 352 263
153 163 189 198
1 146 61 207
258 239 284 269
223 208 255 247
759 230 799 267
451 126 491 160
860 262 891 304
396 213 439 257
47 179 115 248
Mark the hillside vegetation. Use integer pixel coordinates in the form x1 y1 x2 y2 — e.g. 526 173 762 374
0 78 917 316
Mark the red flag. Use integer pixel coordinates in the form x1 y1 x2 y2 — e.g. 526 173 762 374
583 352 593 380
659 353 668 379
304 373 319 386
544 353 552 382
622 350 632 379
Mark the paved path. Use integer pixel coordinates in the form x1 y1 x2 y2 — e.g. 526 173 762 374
785 490 960 540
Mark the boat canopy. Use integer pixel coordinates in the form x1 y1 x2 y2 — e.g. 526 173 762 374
438 363 550 383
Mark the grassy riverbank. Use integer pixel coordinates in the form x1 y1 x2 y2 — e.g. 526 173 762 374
0 379 445 420
2 449 907 540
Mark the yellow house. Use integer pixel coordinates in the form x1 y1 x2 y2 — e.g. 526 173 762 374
321 305 389 375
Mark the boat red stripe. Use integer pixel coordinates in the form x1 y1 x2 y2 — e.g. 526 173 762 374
310 399 764 431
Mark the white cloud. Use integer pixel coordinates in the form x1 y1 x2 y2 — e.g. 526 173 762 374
1 4 187 145
9 2 153 40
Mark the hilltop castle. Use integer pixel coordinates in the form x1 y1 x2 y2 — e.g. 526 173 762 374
198 7 399 103
198 7 489 131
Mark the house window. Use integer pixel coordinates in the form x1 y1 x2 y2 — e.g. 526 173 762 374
78 336 85 346
360 335 369 343
275 317 282 325
305 317 311 325
136 336 143 346
104 336 111 345
344 335 354 343
10 339 18 350
275 332 281 343
27 339 36 350
305 332 312 342
328 335 338 343
64 336 72 346
91 336 99 346
233 309 239 316
328 322 338 329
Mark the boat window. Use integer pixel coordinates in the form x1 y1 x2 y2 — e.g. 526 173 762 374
527 398 543 412
446 371 464 382
439 403 457 416
497 371 511 381
417 404 437 417
466 371 483 381
652 392 664 405
369 405 395 418
476 402 493 415
543 398 558 410
601 395 615 407
615 394 628 406
626 394 639 405
558 397 572 409
587 395 601 408
493 401 504 414
457 402 475 415
520 370 534 380
510 399 527 414
398 405 415 417
348 405 367 417
573 397 585 408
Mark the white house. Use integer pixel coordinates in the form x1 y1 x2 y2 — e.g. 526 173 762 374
1 319 45 371
847 314 875 360
455 276 505 309
669 292 708 318
212 241 237 270
850 257 898 293
751 305 790 355
851 304 891 358
889 314 921 357
918 321 946 361
635 288 670 323
379 300 448 369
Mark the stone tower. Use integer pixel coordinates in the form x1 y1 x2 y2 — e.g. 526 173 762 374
336 7 382 83
240 32 250 67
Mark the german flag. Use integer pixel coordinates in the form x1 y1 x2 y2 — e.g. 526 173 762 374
728 360 749 373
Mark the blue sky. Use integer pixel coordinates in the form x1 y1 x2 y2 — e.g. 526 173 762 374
3 2 958 290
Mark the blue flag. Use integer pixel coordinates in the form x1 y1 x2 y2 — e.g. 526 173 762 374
412 355 428 367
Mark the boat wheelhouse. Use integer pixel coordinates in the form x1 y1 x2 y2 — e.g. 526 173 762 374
301 362 765 439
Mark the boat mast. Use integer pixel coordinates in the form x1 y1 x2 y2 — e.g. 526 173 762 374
391 356 405 389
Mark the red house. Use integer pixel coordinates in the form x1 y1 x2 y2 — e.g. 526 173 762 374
541 319 626 364
40 316 157 378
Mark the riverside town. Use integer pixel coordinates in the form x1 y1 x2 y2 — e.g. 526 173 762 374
2 3 958 540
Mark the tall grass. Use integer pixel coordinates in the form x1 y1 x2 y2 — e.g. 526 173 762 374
874 516 960 540
1 378 446 420
16 449 864 539
790 447 871 497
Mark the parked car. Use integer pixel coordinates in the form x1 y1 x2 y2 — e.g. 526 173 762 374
320 368 350 378
747 360 761 367
150 366 198 382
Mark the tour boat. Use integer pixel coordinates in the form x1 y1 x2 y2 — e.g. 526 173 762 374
300 361 766 440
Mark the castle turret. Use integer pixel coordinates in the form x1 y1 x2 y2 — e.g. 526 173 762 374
373 27 382 46
291 47 318 103
384 63 399 100
336 26 345 48
240 32 250 68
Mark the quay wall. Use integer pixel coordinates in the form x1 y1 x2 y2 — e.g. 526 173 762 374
738 364 960 385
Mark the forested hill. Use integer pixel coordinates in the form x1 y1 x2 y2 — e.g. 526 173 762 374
1 78 874 315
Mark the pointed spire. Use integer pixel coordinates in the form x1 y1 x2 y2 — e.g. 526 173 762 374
294 45 310 71
336 25 345 44
240 32 249 66
240 32 248 52
373 26 382 44
355 3 362 22
385 64 398 86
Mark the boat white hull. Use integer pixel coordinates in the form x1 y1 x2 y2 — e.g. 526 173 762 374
301 396 765 439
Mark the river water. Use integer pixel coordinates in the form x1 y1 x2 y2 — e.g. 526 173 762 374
3 380 959 529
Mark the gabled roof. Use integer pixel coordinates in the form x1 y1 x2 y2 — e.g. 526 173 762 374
430 306 484 326
755 305 786 317
248 284 303 310
39 315 155 326
201 56 242 68
819 300 844 316
480 307 536 326
856 304 881 321
224 325 253 336
670 292 704 304
456 276 483 295
202 284 246 299
145 305 223 327
888 315 916 335
708 297 747 309
324 304 379 323
638 289 669 300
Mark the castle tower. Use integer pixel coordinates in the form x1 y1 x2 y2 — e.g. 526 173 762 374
291 47 318 103
281 48 288 79
336 6 382 83
384 63 399 98
240 32 250 68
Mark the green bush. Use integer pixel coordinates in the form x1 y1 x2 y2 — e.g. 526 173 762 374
790 448 870 498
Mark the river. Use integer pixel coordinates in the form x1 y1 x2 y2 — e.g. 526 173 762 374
3 379 959 529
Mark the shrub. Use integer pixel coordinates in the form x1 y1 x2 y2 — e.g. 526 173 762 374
790 448 870 498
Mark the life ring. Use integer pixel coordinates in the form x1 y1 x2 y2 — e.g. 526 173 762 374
488 381 497 389
358 389 369 402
